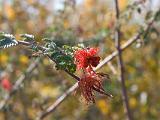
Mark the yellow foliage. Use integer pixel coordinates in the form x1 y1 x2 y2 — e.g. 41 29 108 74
141 106 147 113
129 97 137 108
147 59 156 69
19 55 29 65
40 86 60 98
119 0 128 11
5 5 16 20
103 11 115 28
43 58 50 66
27 108 37 118
0 53 8 65
127 66 136 74
150 108 157 115
121 25 138 37
96 99 109 114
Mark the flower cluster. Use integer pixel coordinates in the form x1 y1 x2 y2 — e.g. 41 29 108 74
74 47 112 103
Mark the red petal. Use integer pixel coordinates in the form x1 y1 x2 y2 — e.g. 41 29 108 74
88 48 99 56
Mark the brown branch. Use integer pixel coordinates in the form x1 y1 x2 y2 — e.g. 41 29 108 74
114 0 133 119
0 58 41 110
36 9 159 119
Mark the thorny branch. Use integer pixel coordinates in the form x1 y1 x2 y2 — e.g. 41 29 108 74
0 38 81 111
36 8 159 119
17 41 81 81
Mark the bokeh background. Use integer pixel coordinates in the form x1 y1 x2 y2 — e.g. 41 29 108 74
0 0 160 120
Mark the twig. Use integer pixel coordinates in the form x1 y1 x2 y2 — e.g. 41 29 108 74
0 58 41 110
36 83 78 120
36 9 159 119
114 0 133 119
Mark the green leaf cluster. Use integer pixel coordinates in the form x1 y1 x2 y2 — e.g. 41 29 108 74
51 51 76 73
44 39 76 73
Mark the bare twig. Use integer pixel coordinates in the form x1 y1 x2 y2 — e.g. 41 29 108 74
0 58 41 110
36 83 78 120
114 0 133 119
36 9 159 119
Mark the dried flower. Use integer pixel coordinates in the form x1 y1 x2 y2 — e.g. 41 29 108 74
78 73 112 103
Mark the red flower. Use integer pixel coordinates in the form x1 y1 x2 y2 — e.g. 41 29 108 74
74 48 100 69
74 47 112 103
1 78 12 91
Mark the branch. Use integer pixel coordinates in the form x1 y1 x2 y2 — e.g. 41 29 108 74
36 9 159 119
114 0 133 119
0 41 80 110
0 58 41 110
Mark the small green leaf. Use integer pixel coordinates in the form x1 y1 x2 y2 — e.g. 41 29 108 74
51 52 61 59
51 51 76 73
67 63 76 73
